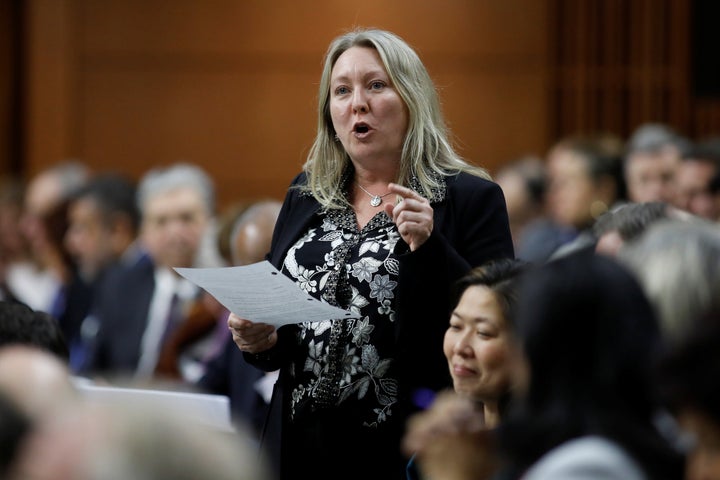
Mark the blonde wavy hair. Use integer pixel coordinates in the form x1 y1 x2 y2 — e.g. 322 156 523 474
302 28 490 210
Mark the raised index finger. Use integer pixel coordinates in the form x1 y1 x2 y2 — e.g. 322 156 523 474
387 183 421 201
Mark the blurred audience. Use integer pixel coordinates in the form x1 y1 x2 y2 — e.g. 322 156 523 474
404 254 685 480
618 218 720 344
494 156 558 263
658 312 720 480
674 138 720 221
494 254 684 480
623 123 690 204
0 345 78 421
17 161 90 314
83 163 221 384
545 133 625 259
593 201 691 257
0 177 31 303
7 396 272 480
64 172 141 282
63 172 141 371
0 300 69 360
0 391 30 480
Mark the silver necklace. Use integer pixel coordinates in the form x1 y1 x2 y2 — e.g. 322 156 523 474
356 182 392 207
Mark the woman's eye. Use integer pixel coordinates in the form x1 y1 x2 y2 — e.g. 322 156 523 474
335 86 350 95
370 81 385 90
477 330 494 339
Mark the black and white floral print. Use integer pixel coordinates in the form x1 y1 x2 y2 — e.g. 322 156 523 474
281 207 401 428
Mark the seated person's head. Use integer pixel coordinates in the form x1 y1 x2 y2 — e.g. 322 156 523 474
8 400 272 480
0 345 78 421
137 163 216 269
592 201 690 257
0 301 69 360
657 312 720 480
444 258 530 426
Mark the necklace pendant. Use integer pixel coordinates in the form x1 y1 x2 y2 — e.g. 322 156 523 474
370 195 382 207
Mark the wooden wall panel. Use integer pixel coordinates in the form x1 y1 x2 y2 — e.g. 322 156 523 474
546 0 719 142
18 0 720 208
22 0 549 209
0 0 18 176
23 0 79 177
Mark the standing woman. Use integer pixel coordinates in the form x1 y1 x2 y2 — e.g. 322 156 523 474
229 28 514 479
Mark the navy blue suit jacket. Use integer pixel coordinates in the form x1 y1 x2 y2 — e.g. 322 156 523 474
83 253 156 376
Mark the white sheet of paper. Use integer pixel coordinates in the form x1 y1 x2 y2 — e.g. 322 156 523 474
174 261 357 327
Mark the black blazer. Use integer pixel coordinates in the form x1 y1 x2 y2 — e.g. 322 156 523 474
247 171 514 468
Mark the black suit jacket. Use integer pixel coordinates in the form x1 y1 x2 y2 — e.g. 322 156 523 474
244 171 514 472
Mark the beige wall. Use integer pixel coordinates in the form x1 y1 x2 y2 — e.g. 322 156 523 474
20 0 549 208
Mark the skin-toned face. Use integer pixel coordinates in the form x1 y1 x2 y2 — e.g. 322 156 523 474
140 186 209 269
444 285 515 403
64 197 117 280
20 173 63 257
329 46 409 168
625 150 679 204
675 160 718 220
678 408 720 480
546 149 597 229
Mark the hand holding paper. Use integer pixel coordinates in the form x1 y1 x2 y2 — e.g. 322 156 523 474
174 261 357 328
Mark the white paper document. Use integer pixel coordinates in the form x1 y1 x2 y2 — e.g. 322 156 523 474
174 261 357 327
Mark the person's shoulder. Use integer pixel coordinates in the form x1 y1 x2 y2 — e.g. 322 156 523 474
102 252 154 286
289 171 307 187
447 170 498 189
445 172 500 194
523 436 646 480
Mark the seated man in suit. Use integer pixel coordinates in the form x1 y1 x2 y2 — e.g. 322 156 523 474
63 173 141 372
197 199 282 437
83 163 222 384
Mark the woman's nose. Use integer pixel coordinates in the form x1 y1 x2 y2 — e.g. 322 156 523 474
454 334 473 356
352 90 369 113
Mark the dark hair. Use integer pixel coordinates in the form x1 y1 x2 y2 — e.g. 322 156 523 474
592 201 672 242
450 258 531 323
497 255 683 480
553 134 627 203
0 391 30 477
681 136 720 164
70 173 140 233
657 311 720 424
0 301 69 360
450 258 531 417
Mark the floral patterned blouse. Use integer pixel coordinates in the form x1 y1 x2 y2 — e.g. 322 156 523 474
281 206 402 428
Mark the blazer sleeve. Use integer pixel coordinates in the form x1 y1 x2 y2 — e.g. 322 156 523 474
242 174 306 372
393 173 514 393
